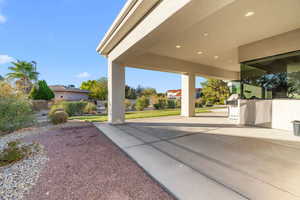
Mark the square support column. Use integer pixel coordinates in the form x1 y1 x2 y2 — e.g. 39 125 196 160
108 61 125 124
181 73 195 117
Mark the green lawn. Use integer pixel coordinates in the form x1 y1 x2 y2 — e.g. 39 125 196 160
69 107 225 122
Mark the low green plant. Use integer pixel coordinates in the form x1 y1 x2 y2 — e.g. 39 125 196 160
0 97 35 133
124 99 132 110
0 140 38 167
195 98 205 108
83 102 97 114
167 99 176 109
135 96 149 111
175 99 181 108
50 111 68 124
62 101 87 116
50 101 98 117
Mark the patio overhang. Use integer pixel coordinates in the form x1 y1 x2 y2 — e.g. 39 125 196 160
97 0 300 124
97 0 300 80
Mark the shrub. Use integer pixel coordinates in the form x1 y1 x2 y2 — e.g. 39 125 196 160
0 81 19 98
83 102 97 114
0 97 35 133
124 99 132 110
195 98 205 108
135 96 149 111
50 111 68 124
167 99 176 109
175 99 181 108
154 98 167 110
50 101 98 116
29 80 54 100
61 101 87 116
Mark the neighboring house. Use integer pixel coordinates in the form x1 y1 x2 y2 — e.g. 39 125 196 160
167 88 202 99
97 0 300 131
49 85 89 101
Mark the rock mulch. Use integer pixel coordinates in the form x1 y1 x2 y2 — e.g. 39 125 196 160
0 147 48 200
0 122 84 200
0 130 49 200
24 122 175 200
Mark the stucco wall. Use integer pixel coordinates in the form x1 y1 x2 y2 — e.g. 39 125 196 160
238 100 272 128
239 28 300 62
272 100 300 131
237 99 300 131
54 92 89 101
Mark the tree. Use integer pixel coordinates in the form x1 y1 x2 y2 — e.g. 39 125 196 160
125 85 137 99
6 61 39 93
142 87 157 97
29 80 54 100
0 75 4 81
201 79 230 105
80 78 108 100
136 85 144 97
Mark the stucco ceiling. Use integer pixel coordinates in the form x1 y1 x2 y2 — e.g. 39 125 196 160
144 0 300 72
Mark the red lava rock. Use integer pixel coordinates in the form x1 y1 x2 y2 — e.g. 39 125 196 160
24 123 174 200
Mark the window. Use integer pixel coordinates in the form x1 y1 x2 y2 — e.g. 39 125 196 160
241 51 300 99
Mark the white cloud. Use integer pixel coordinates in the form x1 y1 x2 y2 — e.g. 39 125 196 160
0 54 14 64
76 72 90 78
0 14 6 24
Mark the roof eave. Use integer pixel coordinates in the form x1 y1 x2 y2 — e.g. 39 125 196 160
96 0 161 56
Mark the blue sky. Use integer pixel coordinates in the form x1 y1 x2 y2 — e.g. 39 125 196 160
0 0 205 92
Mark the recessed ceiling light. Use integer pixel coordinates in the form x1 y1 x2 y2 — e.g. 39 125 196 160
176 45 182 49
203 33 209 37
214 56 219 59
245 11 255 17
197 51 203 55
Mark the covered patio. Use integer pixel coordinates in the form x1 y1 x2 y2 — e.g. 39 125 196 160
96 0 300 199
97 0 300 126
95 112 300 199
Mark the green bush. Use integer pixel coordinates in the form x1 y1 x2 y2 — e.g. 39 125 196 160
153 98 167 110
50 101 98 117
0 97 35 133
167 100 176 109
175 99 181 108
61 101 87 116
195 98 205 108
29 80 54 100
83 102 97 114
124 99 132 110
135 96 149 111
50 111 68 124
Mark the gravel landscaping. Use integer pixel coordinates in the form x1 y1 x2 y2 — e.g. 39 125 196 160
23 122 174 200
0 122 85 200
0 129 49 200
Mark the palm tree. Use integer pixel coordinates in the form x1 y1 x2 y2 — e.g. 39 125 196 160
6 61 39 93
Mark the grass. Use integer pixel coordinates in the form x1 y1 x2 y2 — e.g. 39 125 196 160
69 107 226 122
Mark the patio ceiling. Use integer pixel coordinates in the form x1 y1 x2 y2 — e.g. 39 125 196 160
98 0 300 79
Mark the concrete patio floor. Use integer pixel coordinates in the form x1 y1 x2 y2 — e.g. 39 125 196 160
94 113 300 200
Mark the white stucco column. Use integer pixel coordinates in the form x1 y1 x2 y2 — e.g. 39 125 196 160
108 60 125 124
181 73 195 117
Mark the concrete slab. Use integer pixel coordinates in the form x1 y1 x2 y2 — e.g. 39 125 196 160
94 123 144 148
153 140 299 200
94 113 300 200
126 144 247 200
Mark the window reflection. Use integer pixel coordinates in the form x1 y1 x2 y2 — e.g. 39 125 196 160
241 51 300 99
